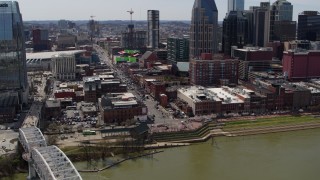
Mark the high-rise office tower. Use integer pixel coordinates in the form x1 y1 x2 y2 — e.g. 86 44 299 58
190 0 218 58
222 11 248 56
32 29 51 51
58 19 69 29
243 10 255 45
271 0 293 21
167 37 190 64
0 1 28 104
228 0 244 12
298 11 320 41
148 10 159 49
253 2 271 47
270 0 296 42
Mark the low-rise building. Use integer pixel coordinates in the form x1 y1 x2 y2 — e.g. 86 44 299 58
80 102 97 116
54 89 76 99
149 82 166 101
83 76 101 102
99 93 148 124
44 98 61 120
101 80 127 93
177 86 267 116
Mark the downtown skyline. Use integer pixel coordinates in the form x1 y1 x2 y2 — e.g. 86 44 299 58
15 0 318 21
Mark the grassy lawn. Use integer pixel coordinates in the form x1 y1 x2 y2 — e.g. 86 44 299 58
223 115 320 130
61 146 85 155
1 173 27 180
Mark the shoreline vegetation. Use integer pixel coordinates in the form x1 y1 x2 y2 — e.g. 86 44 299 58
78 150 164 173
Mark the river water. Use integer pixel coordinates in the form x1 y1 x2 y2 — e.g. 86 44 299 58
9 129 320 180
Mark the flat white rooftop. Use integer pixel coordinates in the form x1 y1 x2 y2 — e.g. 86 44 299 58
113 100 137 106
179 86 246 104
26 50 86 60
207 88 244 104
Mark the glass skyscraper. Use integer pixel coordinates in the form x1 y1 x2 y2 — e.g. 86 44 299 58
228 0 244 12
190 0 218 58
0 1 28 104
270 0 296 42
272 0 293 21
298 11 320 41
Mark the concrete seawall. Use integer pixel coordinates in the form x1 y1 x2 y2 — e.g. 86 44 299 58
168 122 320 143
225 122 320 137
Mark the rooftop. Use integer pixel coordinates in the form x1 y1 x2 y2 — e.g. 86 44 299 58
45 99 61 108
178 86 260 104
81 102 97 112
83 76 101 83
236 47 273 52
55 89 74 93
207 87 245 104
26 50 86 60
292 82 320 93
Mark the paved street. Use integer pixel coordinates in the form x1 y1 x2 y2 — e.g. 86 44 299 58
93 45 177 125
22 74 46 128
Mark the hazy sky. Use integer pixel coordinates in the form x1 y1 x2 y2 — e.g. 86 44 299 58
14 0 318 21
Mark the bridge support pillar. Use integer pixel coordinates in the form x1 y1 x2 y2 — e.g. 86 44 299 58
27 161 38 180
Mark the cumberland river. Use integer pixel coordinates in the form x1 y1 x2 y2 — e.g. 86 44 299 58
12 129 320 180
77 129 320 180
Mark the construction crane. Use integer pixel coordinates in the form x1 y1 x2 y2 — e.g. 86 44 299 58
127 8 134 24
89 15 96 41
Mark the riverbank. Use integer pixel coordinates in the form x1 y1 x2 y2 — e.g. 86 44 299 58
152 114 320 143
75 129 320 180
225 122 320 136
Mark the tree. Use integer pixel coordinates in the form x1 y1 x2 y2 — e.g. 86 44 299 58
47 135 58 146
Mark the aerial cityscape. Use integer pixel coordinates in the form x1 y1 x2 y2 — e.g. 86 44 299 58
1 0 320 179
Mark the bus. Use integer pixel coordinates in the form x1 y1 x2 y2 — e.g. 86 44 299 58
82 130 96 136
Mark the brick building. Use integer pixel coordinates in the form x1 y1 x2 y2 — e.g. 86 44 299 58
101 80 127 93
54 89 76 99
149 82 166 101
44 99 61 120
177 86 266 116
232 47 274 80
83 76 101 102
99 93 148 124
283 50 320 81
32 29 51 51
189 54 239 86
159 94 168 107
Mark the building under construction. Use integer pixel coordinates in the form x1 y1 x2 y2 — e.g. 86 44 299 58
88 16 100 41
121 9 147 50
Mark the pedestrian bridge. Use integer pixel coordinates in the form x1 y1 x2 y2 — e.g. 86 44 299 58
19 127 82 180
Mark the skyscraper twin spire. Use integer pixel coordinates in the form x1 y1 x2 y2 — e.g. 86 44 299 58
190 0 218 58
190 0 246 58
